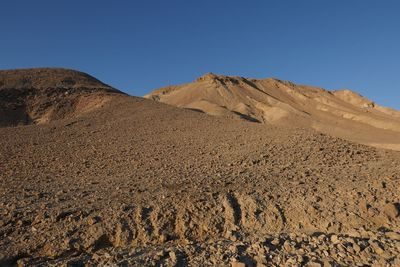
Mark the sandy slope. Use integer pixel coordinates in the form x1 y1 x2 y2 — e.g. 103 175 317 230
0 69 399 266
145 73 400 151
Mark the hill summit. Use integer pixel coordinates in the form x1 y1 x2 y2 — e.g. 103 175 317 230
0 68 123 126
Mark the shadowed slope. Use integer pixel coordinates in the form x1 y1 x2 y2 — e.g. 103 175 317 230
0 68 124 126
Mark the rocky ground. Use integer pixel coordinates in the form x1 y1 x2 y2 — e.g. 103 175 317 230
15 231 400 266
0 69 400 267
1 86 399 265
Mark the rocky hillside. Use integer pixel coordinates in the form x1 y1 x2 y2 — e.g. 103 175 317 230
146 73 400 150
0 68 123 126
0 69 399 266
1 95 399 266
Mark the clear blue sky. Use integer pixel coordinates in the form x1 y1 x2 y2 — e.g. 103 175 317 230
1 1 399 109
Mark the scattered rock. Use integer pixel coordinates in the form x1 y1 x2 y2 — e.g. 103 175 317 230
232 261 246 267
306 261 322 267
330 235 340 244
383 203 399 219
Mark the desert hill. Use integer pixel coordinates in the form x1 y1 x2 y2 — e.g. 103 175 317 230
146 73 400 150
0 68 399 266
0 68 123 126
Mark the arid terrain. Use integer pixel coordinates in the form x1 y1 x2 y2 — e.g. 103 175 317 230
146 73 400 151
0 69 399 266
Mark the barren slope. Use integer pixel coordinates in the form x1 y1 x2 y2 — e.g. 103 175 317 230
145 73 400 150
0 68 123 126
1 94 399 266
0 69 399 266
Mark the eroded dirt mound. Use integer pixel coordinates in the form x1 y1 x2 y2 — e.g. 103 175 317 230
145 73 400 150
0 68 123 126
1 96 399 266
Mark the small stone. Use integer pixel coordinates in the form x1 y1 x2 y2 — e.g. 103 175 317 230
289 233 297 240
168 251 177 262
317 234 326 241
155 250 165 257
383 203 399 219
271 238 280 246
91 252 101 261
346 246 354 254
384 231 400 240
372 258 387 267
338 252 346 258
346 229 361 238
254 254 267 266
283 240 292 252
306 261 322 267
369 241 384 255
16 258 30 267
393 255 400 266
381 251 393 260
225 230 232 238
228 245 238 253
103 252 111 259
330 235 340 244
32 214 42 225
41 243 57 257
87 216 100 225
297 255 304 263
296 248 306 255
231 261 246 267
353 243 361 253
285 257 297 265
